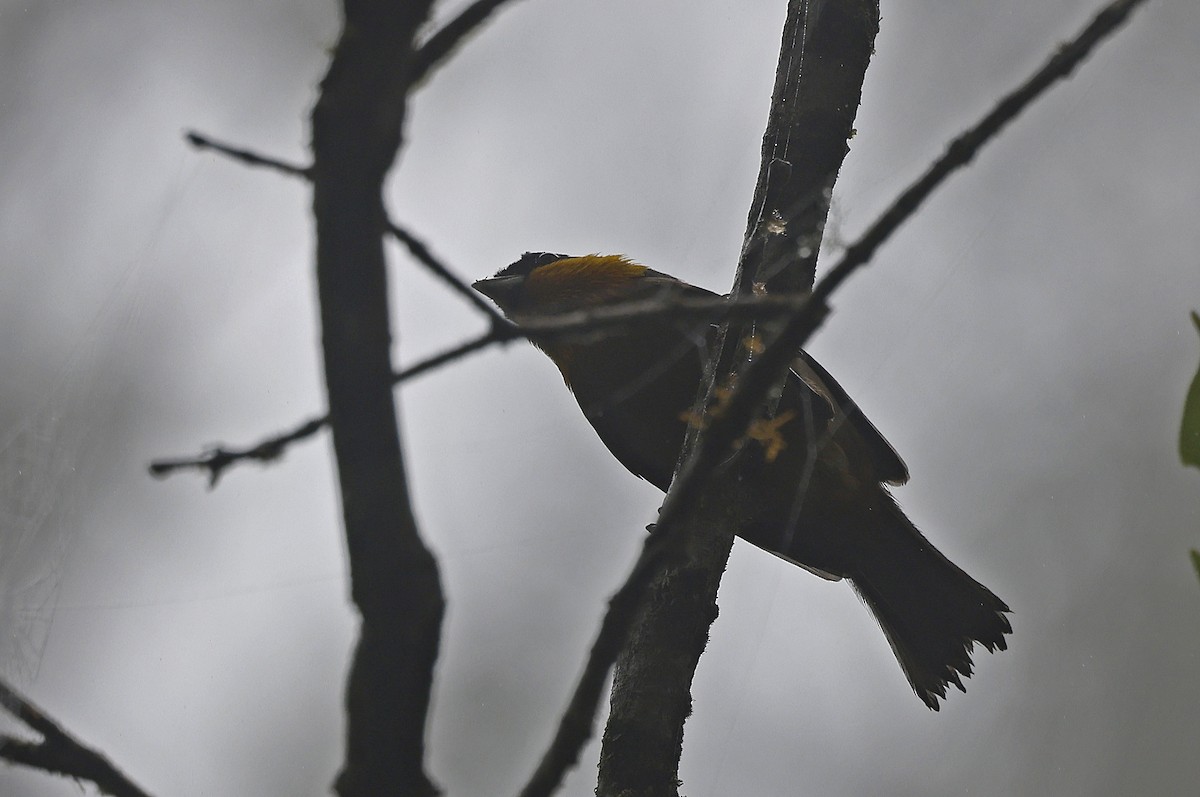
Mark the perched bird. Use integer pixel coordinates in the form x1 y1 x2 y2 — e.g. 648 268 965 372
474 252 1010 710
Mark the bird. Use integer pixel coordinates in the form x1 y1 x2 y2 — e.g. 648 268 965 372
473 251 1010 710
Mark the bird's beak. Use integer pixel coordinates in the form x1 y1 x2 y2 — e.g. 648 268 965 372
472 275 525 311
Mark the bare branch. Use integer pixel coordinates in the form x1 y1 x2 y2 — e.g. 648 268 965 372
143 292 820 485
680 0 1154 516
386 220 508 324
183 133 497 331
410 0 526 87
396 323 519 380
147 323 520 483
185 130 310 178
310 4 448 794
0 678 154 797
163 135 514 485
518 532 674 797
596 0 880 793
810 0 1152 316
148 414 326 486
738 0 883 295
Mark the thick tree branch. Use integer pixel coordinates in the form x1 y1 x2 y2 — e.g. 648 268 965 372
0 679 153 797
309 2 443 794
596 2 879 794
739 0 882 295
712 0 1155 536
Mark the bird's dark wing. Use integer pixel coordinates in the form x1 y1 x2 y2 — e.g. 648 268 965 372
791 350 909 485
629 272 908 486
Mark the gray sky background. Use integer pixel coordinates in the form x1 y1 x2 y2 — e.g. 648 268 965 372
1 1 1198 795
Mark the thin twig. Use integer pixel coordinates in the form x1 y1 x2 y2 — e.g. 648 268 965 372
144 293 809 485
518 532 674 797
0 678 154 797
394 323 519 384
410 0 526 87
163 136 513 483
185 130 310 178
386 220 508 324
147 324 518 484
148 414 327 486
184 132 494 330
812 0 1150 315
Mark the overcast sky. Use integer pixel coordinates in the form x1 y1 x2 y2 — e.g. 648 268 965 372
2 1 1198 795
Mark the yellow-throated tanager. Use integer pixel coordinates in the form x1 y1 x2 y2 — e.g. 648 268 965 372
474 252 1010 710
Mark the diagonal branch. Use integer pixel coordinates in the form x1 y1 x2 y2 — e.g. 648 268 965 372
386 220 508 324
0 678 154 797
161 132 510 484
809 0 1151 316
148 414 327 486
653 0 1155 571
518 531 674 797
185 130 310 178
184 130 492 325
146 323 515 482
410 0 527 87
596 1 880 793
146 294 821 485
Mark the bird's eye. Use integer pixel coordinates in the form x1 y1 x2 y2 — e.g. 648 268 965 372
534 252 569 267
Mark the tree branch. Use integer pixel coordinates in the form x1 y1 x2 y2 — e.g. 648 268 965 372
410 0 528 87
386 220 508 324
310 2 444 794
148 414 327 486
0 678 154 797
808 0 1151 316
714 0 1155 530
738 0 883 295
184 130 494 327
160 129 514 484
185 130 310 178
146 295 816 485
596 2 880 794
637 0 1154 631
517 531 676 797
146 322 521 483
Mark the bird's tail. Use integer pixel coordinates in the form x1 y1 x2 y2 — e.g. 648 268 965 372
848 494 1011 710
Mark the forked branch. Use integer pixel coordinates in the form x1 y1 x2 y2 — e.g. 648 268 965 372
0 678 154 797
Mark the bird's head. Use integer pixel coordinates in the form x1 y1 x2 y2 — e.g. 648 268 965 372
473 252 657 319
